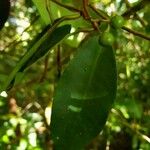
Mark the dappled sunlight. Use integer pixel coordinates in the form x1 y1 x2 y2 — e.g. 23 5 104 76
0 91 8 98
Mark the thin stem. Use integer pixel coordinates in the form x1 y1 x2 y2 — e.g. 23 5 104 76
56 45 61 78
111 108 150 143
53 14 81 25
89 4 109 20
51 0 81 13
91 18 109 23
82 0 89 19
69 28 94 36
82 0 99 30
45 0 54 23
134 13 147 27
89 4 150 41
122 26 150 41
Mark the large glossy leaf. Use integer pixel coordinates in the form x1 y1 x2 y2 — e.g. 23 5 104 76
1 24 71 92
50 35 117 150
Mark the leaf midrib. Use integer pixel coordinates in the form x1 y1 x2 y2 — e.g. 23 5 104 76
82 47 103 99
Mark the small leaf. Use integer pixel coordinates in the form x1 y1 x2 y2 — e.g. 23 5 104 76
50 35 117 150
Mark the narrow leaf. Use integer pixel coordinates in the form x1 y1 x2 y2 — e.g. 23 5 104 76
1 24 71 92
21 25 71 70
50 35 117 150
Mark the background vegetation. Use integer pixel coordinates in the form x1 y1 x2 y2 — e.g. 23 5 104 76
0 0 150 149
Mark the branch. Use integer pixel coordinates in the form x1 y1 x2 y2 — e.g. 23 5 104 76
124 0 147 27
122 0 150 18
82 0 89 19
122 26 150 41
69 28 94 35
45 0 54 23
111 108 150 143
51 0 81 13
89 4 150 41
89 4 109 20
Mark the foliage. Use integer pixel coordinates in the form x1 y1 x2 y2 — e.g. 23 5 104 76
0 0 150 149
50 35 116 149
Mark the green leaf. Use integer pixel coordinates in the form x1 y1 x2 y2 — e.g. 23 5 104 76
32 0 51 25
50 35 117 150
21 24 71 70
1 24 71 92
13 72 25 86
